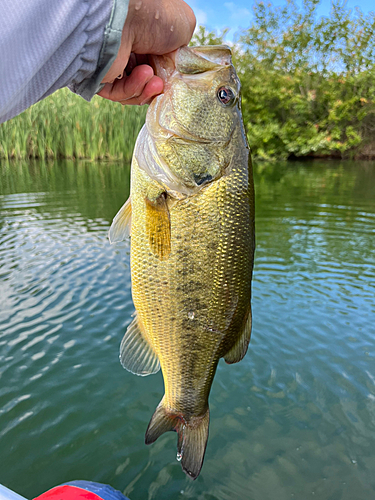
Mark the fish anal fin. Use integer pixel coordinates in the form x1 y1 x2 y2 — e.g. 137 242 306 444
109 197 132 244
145 398 209 480
145 193 171 260
224 307 252 364
120 314 160 376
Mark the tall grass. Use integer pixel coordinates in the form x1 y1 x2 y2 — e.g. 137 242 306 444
4 0 375 163
0 89 146 161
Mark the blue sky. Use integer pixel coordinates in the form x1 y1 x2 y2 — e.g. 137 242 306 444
188 0 375 40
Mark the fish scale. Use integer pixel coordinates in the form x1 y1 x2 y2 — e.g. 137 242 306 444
109 45 255 479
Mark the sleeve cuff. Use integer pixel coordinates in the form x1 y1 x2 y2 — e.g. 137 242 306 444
71 0 130 101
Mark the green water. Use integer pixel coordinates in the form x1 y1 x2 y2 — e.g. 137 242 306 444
0 160 374 500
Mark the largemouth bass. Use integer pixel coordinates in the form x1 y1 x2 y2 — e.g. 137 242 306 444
109 45 255 479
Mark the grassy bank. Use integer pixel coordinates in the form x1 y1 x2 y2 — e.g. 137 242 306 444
1 0 375 161
0 89 146 161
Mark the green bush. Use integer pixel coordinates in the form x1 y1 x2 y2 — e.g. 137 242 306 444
192 0 375 160
2 0 375 161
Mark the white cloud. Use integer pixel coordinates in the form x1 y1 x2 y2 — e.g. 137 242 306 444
223 2 251 22
194 7 208 26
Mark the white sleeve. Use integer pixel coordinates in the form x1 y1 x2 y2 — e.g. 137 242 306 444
0 0 129 123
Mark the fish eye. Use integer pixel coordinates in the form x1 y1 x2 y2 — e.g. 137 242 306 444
217 87 236 106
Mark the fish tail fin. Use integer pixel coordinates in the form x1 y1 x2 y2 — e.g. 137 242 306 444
144 399 180 444
145 398 210 480
177 410 210 480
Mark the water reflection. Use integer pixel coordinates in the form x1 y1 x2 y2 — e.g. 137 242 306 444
0 159 374 500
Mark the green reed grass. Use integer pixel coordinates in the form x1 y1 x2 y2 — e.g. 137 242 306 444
0 89 147 161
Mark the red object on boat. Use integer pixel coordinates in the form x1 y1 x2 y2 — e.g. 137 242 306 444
34 486 99 500
33 482 130 500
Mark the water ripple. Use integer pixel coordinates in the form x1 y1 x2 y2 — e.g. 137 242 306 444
1 160 375 499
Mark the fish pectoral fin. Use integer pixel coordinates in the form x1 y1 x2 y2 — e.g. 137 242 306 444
224 306 252 364
108 197 132 244
120 314 160 376
145 193 171 260
145 398 209 480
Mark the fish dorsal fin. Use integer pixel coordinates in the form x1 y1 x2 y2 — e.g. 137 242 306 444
120 314 160 376
108 197 132 244
145 193 171 260
224 307 252 364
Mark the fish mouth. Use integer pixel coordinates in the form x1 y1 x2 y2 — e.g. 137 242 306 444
150 45 233 82
149 51 178 84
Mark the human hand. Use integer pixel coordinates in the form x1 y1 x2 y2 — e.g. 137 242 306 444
98 0 195 105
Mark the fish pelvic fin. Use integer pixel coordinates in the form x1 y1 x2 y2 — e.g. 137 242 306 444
120 314 160 376
108 197 132 244
145 398 210 480
224 306 252 364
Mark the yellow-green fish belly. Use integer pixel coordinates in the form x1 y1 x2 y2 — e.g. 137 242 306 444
130 153 254 419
